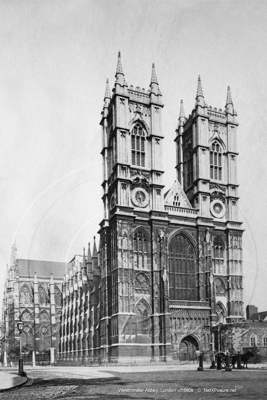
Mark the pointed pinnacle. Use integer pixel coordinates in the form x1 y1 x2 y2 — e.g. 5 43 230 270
93 236 97 257
226 86 233 106
87 242 92 263
104 79 111 99
116 51 124 75
196 75 204 98
151 63 158 84
83 247 86 266
179 100 185 119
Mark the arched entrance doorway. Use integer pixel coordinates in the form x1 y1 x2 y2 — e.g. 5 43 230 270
179 336 199 361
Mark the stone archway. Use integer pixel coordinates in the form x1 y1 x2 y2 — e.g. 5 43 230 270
179 335 199 361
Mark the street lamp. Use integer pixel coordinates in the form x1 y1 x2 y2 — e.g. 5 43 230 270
17 320 24 376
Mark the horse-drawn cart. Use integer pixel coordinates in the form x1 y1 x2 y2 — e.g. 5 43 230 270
215 350 254 369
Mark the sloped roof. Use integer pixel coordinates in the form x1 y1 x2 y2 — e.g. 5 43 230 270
164 180 192 208
17 259 68 279
249 311 267 321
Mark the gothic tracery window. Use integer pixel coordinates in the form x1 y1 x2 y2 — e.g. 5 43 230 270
20 285 32 305
131 123 146 167
210 141 222 180
169 234 196 301
55 285 61 307
133 229 148 269
38 285 48 305
135 273 150 294
213 236 225 274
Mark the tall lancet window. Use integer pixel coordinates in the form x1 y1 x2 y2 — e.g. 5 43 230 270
213 236 225 274
133 229 148 269
210 141 222 180
131 123 146 167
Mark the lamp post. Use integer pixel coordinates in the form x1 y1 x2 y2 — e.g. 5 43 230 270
17 320 24 376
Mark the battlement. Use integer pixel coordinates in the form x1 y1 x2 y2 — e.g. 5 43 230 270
128 85 151 104
207 106 227 122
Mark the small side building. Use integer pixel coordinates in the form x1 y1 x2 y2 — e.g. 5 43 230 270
211 305 267 363
1 244 67 364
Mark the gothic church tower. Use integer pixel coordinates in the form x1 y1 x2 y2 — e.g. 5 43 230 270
99 53 170 362
175 77 244 326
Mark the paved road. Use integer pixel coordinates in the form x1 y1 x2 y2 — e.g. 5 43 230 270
1 365 267 399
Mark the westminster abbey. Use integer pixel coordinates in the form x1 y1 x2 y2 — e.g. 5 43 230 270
58 53 244 363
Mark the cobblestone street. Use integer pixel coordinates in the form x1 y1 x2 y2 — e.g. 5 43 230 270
1 366 267 400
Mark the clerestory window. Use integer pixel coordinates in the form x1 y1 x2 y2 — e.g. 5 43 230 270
210 141 222 180
131 124 146 167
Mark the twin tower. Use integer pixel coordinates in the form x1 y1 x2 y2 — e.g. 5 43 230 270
96 53 243 362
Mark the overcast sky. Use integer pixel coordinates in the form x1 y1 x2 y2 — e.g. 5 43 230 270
0 0 267 316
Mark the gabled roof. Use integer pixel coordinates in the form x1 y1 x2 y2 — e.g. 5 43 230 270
17 259 68 279
249 311 267 321
164 180 192 208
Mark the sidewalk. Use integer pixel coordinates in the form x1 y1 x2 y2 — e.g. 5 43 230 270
0 371 27 392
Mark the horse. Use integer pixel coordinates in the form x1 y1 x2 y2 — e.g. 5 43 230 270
231 350 254 368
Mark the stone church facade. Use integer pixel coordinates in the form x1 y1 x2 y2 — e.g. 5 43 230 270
59 54 244 363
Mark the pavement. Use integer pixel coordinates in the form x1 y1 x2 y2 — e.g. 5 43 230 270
0 371 28 392
1 361 267 392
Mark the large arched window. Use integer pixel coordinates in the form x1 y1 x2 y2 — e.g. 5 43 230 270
131 123 146 167
210 141 222 180
250 335 257 347
213 236 225 274
169 234 196 301
133 229 148 269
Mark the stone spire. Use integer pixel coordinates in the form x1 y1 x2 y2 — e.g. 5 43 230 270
115 51 126 92
150 62 160 98
177 100 186 129
116 51 124 75
87 242 93 283
225 86 234 115
196 75 204 97
226 86 233 105
83 247 86 267
103 78 111 112
92 236 98 258
151 63 158 84
82 247 88 284
10 242 17 267
179 100 185 119
104 79 111 100
195 75 205 107
87 242 92 264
